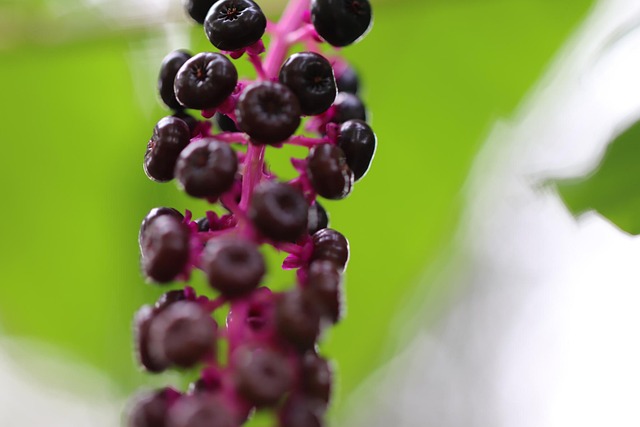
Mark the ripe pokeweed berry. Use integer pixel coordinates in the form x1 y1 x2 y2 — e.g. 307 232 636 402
311 0 373 47
275 289 321 351
195 216 210 232
332 92 367 124
279 395 325 427
311 228 349 270
184 0 220 24
134 305 169 372
307 201 329 235
172 111 199 136
248 181 308 242
301 353 333 404
306 144 354 200
139 207 184 250
144 117 191 182
174 52 238 110
155 289 188 312
337 119 376 181
279 52 337 116
127 388 173 427
336 65 359 94
214 112 238 132
234 346 294 406
158 50 192 110
307 260 343 324
204 0 267 52
236 81 301 144
148 301 217 368
202 238 266 297
175 138 238 199
168 395 236 427
140 215 190 283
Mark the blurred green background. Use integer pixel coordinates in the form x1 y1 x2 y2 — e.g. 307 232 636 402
0 0 594 421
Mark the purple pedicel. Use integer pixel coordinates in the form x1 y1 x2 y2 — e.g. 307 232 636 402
132 0 376 425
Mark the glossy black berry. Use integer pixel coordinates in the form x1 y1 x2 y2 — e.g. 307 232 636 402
248 181 308 242
214 112 238 132
175 138 238 198
279 52 337 116
127 388 172 427
301 353 333 404
311 228 349 270
168 395 235 427
139 207 184 250
280 395 325 427
202 238 265 297
158 50 192 110
307 201 329 235
332 92 367 124
306 144 354 200
172 111 199 136
184 0 219 24
140 215 190 283
336 65 359 94
155 289 187 312
276 289 321 351
311 0 372 47
195 216 210 232
234 347 294 406
174 52 238 110
307 260 343 323
134 305 169 372
337 119 376 181
148 301 216 368
204 0 267 52
236 81 301 144
144 117 191 182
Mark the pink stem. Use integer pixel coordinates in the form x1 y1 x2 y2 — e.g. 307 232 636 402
210 132 248 144
287 135 330 148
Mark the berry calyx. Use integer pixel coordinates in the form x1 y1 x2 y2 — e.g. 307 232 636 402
174 52 238 110
204 0 267 52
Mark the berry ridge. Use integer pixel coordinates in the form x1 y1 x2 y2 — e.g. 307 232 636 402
130 0 377 426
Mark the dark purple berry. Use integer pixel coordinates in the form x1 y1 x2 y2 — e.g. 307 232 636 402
337 119 376 181
336 65 359 94
301 353 333 404
172 111 199 136
144 117 191 182
311 228 349 270
276 289 321 351
234 347 294 406
195 216 210 232
174 52 238 110
307 201 329 235
306 144 354 200
248 181 308 242
279 52 337 116
168 395 236 427
214 112 238 132
311 0 372 47
148 301 216 368
204 0 267 52
307 260 343 323
184 0 219 24
155 289 187 312
127 388 173 427
158 50 192 110
236 81 301 144
279 395 325 427
202 238 266 297
139 207 184 250
332 92 367 124
134 305 169 372
140 215 190 283
175 138 238 199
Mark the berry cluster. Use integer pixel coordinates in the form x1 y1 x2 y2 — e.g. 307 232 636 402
129 1 375 426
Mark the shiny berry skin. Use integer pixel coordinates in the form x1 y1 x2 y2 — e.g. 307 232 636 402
172 111 199 136
202 238 266 297
301 353 333 404
174 52 238 110
311 228 349 270
311 0 372 47
144 117 191 182
234 347 294 406
307 201 329 235
127 388 173 427
139 207 184 250
168 395 236 427
140 215 190 283
148 301 217 368
175 138 238 199
236 81 301 144
307 260 342 323
155 289 187 311
332 92 367 124
280 395 325 427
184 0 219 24
204 0 267 52
158 50 192 110
279 52 337 116
214 112 238 132
306 144 354 200
134 305 169 372
337 119 376 181
336 65 359 94
276 289 321 351
195 216 210 232
248 181 308 242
